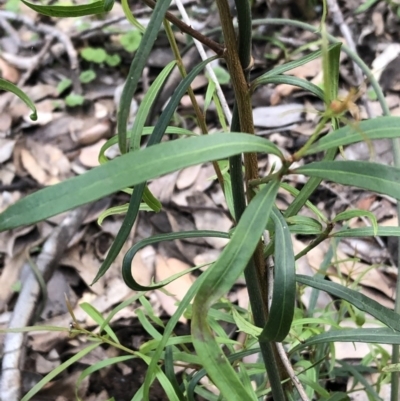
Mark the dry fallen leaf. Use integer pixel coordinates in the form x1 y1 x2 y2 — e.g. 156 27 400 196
20 147 47 184
188 192 231 249
154 256 194 322
176 164 202 190
0 251 27 311
253 104 305 128
79 139 107 168
0 138 15 164
0 57 20 83
70 117 111 145
129 248 154 287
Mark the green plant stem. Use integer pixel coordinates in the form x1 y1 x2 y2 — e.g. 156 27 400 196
392 147 400 401
295 224 334 261
293 116 329 161
249 171 281 187
162 19 225 190
218 1 287 399
233 0 253 74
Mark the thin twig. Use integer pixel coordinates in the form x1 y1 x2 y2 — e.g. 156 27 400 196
0 10 81 94
0 205 91 401
174 0 232 125
0 15 20 47
326 0 373 118
0 36 54 114
140 0 224 56
18 36 54 87
70 7 148 40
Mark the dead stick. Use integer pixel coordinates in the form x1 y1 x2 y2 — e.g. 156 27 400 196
0 205 91 401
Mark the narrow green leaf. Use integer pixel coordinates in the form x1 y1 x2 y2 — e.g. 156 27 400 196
280 181 328 223
284 148 338 219
79 302 119 343
142 186 162 212
20 0 109 17
325 392 350 401
0 133 279 232
307 117 400 154
129 61 176 151
333 226 400 238
97 203 152 225
164 347 186 401
21 342 100 401
100 293 143 332
231 308 261 338
192 180 280 401
383 363 400 373
292 328 400 353
126 61 175 212
323 39 341 105
103 0 114 12
295 161 400 200
117 0 173 153
136 309 162 340
338 361 382 401
258 75 324 100
355 0 380 13
296 274 400 332
134 351 181 401
252 44 339 88
0 325 69 334
333 209 377 235
140 335 238 354
139 295 164 327
0 77 37 120
122 230 229 291
76 355 136 401
186 348 262 401
142 268 208 400
286 225 323 235
204 80 216 112
121 0 145 33
286 215 323 231
259 207 295 342
98 126 197 164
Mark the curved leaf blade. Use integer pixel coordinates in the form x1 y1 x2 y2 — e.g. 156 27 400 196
0 78 37 120
21 342 101 401
21 0 109 17
76 355 136 401
296 161 400 200
296 274 400 332
117 0 173 153
260 75 324 100
259 207 296 342
333 209 377 235
0 133 278 232
121 0 145 32
192 180 280 401
129 60 176 151
252 44 340 87
292 327 400 353
333 226 400 238
121 230 230 291
307 116 400 154
98 126 197 164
